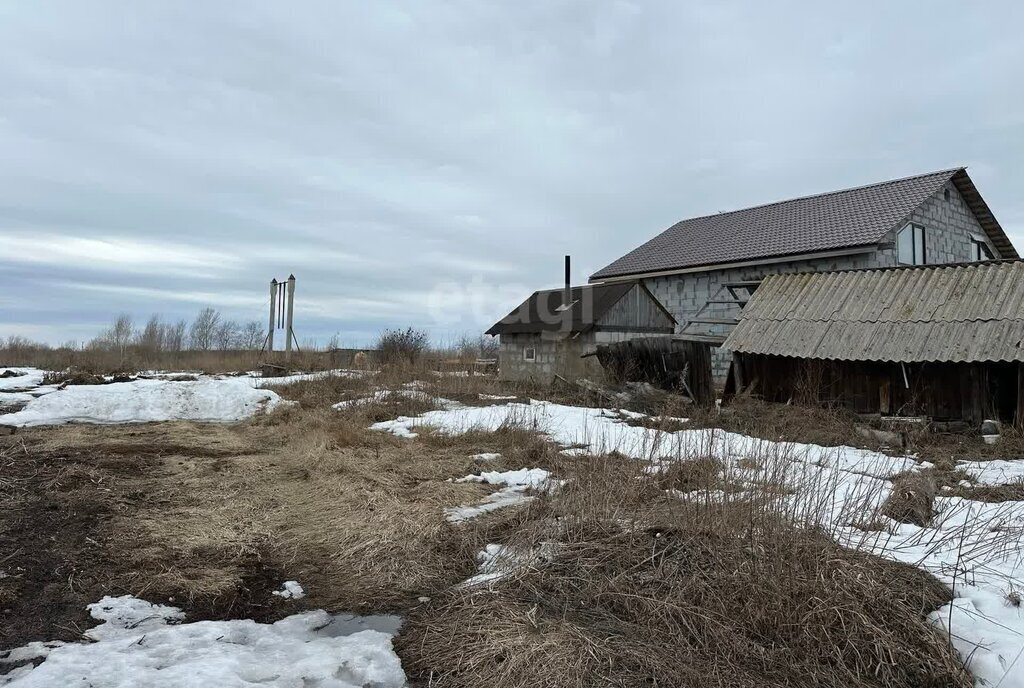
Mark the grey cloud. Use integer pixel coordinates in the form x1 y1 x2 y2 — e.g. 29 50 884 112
1 1 1022 345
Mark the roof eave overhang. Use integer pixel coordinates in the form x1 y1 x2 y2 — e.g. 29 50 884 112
589 245 879 284
950 169 1020 260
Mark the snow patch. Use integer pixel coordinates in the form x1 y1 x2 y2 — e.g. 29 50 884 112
1 377 283 427
0 368 46 392
958 458 1024 486
0 595 406 688
333 389 459 411
369 398 1024 687
272 580 306 600
471 452 502 462
446 468 558 523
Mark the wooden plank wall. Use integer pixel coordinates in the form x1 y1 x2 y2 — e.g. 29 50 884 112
597 285 675 330
732 354 1019 425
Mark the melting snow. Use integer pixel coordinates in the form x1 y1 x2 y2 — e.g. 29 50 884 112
446 468 557 523
370 398 1024 687
471 452 502 462
0 368 47 392
0 595 406 688
332 389 459 411
272 580 306 600
0 377 283 427
958 458 1024 486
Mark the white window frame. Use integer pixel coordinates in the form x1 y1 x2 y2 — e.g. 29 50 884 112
896 223 927 266
523 346 536 362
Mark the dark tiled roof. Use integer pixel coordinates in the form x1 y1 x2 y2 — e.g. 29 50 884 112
591 168 1016 280
486 282 674 336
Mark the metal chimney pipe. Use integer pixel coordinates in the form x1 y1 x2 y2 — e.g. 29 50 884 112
563 255 571 308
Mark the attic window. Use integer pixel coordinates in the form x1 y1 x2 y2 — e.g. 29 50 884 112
972 237 994 261
944 188 951 202
897 223 926 265
523 346 536 362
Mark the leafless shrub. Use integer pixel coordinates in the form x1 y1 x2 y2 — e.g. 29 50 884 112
376 327 429 366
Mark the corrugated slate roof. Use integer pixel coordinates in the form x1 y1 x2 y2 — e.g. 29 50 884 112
591 168 1017 279
486 282 674 336
722 261 1024 363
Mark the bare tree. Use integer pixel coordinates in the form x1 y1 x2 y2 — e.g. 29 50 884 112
88 314 135 364
241 320 265 351
214 319 242 350
189 308 221 351
164 320 187 352
137 315 164 353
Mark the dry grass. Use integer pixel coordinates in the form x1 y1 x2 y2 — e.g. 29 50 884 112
0 401 554 647
689 397 872 448
912 424 1024 463
949 478 1024 503
397 453 970 688
881 472 938 526
3 365 1002 685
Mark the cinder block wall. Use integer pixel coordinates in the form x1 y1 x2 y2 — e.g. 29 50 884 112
497 333 554 381
499 331 655 382
886 180 999 263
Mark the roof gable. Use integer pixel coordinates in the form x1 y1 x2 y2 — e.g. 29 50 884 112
485 281 675 336
590 168 1014 280
723 261 1024 363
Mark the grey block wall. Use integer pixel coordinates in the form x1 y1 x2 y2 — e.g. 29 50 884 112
498 333 555 382
881 180 999 263
646 182 1002 380
647 252 888 379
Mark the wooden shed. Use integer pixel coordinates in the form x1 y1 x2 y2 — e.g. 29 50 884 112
722 261 1024 426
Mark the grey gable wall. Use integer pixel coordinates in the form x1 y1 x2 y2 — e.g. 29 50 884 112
878 179 1000 263
642 182 1003 379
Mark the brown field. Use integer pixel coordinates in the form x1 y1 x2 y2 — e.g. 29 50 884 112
1 368 1001 686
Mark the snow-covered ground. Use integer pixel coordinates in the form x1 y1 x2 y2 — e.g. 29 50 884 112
446 467 558 523
250 369 373 387
0 367 384 427
3 375 1021 686
1 377 284 427
372 398 1024 688
0 370 284 423
0 368 48 392
0 596 405 687
959 458 1024 486
332 389 459 411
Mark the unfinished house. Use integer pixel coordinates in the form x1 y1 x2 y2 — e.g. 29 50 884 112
721 261 1024 427
589 167 1018 379
486 281 675 382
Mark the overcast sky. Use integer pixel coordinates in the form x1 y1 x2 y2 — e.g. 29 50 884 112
1 1 1022 347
